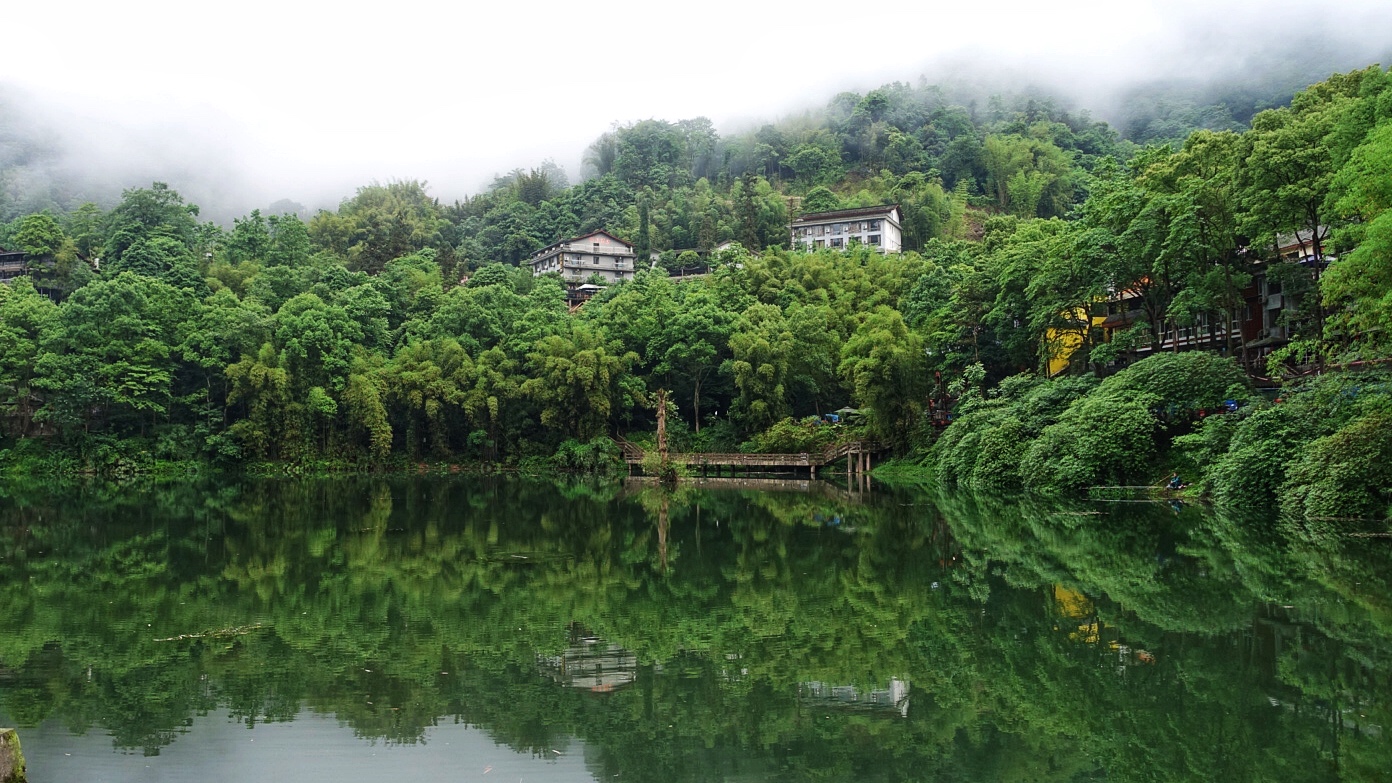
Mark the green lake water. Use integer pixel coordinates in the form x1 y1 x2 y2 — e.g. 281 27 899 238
0 475 1388 782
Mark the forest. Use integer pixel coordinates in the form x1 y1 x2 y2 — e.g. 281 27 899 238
1 66 1391 518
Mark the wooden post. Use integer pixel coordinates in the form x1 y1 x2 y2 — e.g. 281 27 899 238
0 728 26 783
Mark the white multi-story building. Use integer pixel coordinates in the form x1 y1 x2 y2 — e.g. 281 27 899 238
790 205 903 253
527 230 639 284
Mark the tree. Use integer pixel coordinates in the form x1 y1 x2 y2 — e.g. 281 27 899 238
786 145 841 186
177 288 271 421
315 181 446 274
225 342 296 459
838 306 927 449
382 337 472 457
62 202 105 258
11 213 66 258
379 249 444 330
733 174 788 250
273 294 361 393
1322 121 1392 355
612 120 686 190
801 186 841 214
522 324 638 441
650 286 734 432
34 273 195 437
266 214 312 268
10 212 89 295
634 192 652 265
0 278 60 436
1023 221 1105 374
101 182 200 266
461 346 524 458
1234 68 1389 339
981 129 1075 217
109 235 206 293
224 210 272 264
342 353 392 459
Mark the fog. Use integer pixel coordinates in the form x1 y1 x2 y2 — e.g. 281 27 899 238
3 0 1390 222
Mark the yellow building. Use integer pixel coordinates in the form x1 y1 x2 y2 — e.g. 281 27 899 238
1045 306 1107 377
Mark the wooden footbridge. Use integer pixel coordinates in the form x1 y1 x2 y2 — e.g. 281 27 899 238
615 438 883 478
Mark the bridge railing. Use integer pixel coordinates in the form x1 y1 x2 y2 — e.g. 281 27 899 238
612 437 882 467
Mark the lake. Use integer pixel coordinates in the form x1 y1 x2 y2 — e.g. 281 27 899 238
0 475 1388 781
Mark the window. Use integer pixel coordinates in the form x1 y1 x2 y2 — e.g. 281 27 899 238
593 256 600 264
868 234 880 245
831 238 843 248
815 239 825 248
869 220 880 230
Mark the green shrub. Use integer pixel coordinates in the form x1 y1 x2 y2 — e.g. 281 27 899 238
1095 352 1250 417
931 413 988 486
970 416 1029 487
1205 405 1310 507
1170 413 1241 492
669 419 741 453
1005 353 1245 495
1280 410 1392 520
927 373 1096 489
1020 392 1160 494
551 435 623 473
1204 370 1392 508
741 417 841 454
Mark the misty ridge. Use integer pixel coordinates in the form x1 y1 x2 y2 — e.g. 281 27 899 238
2 25 1389 227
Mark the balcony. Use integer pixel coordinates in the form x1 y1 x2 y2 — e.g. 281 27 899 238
557 243 635 257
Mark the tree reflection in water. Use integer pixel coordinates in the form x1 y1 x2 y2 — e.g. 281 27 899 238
0 476 1387 781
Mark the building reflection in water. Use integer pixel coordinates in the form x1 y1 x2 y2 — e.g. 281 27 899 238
799 678 910 718
539 624 640 693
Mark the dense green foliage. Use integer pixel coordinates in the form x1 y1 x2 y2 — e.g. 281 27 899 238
930 352 1250 494
1191 370 1392 520
2 66 1392 520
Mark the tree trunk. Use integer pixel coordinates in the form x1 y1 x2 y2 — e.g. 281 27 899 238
656 389 668 461
693 376 701 435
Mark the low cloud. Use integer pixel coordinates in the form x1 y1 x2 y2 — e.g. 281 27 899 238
3 0 1389 222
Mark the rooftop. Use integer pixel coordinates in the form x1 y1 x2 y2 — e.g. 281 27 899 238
531 229 633 259
791 204 901 225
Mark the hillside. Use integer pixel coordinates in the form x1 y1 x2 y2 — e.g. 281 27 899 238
1 65 1391 519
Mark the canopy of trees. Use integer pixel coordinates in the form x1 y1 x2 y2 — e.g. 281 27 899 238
1 67 1390 519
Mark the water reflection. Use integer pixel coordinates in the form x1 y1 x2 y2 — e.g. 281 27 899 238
541 624 638 692
800 678 909 718
0 476 1388 781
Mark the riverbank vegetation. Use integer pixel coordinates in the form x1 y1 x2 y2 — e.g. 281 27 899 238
2 66 1391 517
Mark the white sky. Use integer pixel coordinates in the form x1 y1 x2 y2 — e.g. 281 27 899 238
3 0 1390 216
